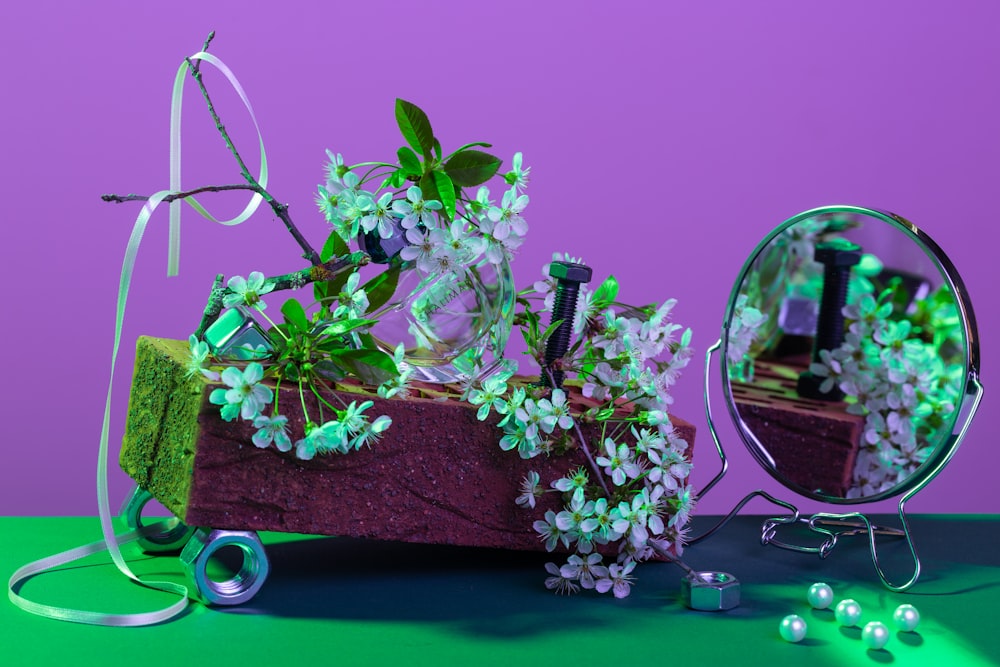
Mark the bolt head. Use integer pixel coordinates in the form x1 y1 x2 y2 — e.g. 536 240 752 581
549 261 592 283
814 240 861 268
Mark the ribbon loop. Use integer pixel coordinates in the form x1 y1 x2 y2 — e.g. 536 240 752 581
168 50 269 276
9 49 271 626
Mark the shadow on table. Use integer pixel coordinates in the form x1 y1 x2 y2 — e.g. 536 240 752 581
195 514 1000 640
216 535 688 637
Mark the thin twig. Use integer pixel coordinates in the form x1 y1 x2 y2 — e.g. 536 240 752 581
186 56 255 185
102 183 258 204
189 31 216 75
102 33 323 266
183 41 322 265
193 253 369 337
573 418 613 501
646 538 698 575
543 366 613 500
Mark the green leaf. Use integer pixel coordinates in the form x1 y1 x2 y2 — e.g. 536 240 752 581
362 266 401 314
420 171 456 221
357 332 378 350
595 408 616 421
397 146 422 176
444 149 502 187
592 275 619 310
319 318 378 337
433 137 442 161
316 337 348 353
577 347 600 378
395 99 434 159
320 230 350 263
329 348 399 385
388 168 408 188
313 360 345 382
268 327 289 355
446 142 493 158
280 298 310 333
418 171 439 203
282 361 300 382
314 280 329 304
540 318 565 346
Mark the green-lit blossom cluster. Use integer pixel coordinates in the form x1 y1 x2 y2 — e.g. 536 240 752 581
810 284 964 497
316 99 530 278
187 99 531 460
468 254 696 597
187 267 402 460
182 99 699 599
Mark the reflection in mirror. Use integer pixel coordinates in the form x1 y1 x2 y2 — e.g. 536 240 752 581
724 209 968 502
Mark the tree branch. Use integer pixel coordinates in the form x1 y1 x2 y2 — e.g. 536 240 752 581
193 252 369 338
101 183 259 204
182 53 323 266
188 31 216 75
102 33 360 339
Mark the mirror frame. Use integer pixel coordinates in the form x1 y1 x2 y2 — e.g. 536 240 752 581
720 205 981 505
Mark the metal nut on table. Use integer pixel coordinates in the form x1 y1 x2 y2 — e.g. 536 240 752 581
681 571 741 611
119 485 195 553
180 529 270 606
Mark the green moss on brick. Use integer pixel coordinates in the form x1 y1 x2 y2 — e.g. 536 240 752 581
121 336 207 520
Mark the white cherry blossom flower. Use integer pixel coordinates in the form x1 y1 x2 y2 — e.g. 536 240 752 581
224 272 274 310
392 185 441 229
209 362 272 422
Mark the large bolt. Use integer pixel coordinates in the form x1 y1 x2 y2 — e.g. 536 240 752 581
542 261 592 388
797 239 861 401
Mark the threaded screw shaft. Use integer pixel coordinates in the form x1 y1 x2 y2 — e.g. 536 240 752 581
797 240 861 401
542 261 592 389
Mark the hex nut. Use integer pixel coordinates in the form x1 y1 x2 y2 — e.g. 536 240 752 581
180 529 270 606
549 261 593 284
681 571 741 611
119 485 195 553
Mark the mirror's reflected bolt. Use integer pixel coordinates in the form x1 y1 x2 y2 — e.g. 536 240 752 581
797 239 861 401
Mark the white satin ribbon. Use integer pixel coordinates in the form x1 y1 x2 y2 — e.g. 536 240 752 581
168 50 269 276
8 521 188 627
8 49 269 626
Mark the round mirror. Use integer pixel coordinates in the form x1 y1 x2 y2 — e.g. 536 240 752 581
721 205 980 503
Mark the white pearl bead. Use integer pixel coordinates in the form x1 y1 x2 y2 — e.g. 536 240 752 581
835 599 863 627
779 614 808 643
807 582 834 609
893 604 920 632
862 621 890 650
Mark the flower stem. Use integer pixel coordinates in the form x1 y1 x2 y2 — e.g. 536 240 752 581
297 378 311 425
309 380 341 414
543 366 612 499
314 376 350 409
256 308 290 342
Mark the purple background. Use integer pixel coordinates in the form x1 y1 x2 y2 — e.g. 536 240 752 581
2 1 998 519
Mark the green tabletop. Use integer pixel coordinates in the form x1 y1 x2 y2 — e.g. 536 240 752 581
4 514 999 666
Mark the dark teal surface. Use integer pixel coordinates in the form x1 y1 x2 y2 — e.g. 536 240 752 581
4 515 999 666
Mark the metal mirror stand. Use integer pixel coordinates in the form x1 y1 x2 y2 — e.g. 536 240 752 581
690 207 985 592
